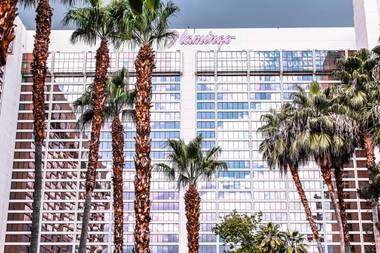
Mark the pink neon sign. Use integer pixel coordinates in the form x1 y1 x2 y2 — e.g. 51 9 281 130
168 30 236 48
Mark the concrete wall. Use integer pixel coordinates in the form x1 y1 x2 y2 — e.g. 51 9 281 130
24 27 356 53
353 0 380 49
0 17 27 247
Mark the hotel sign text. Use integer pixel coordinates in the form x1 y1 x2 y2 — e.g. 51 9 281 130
168 30 236 48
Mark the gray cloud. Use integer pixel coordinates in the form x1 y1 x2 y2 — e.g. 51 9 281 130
19 0 353 30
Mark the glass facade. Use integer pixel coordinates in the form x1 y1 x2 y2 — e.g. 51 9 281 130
3 49 374 253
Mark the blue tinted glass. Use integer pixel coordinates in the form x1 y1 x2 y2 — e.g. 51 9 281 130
123 151 134 159
225 160 250 169
197 84 214 91
151 121 180 129
197 131 216 139
152 141 166 149
217 102 248 110
217 112 248 119
218 171 250 179
124 142 135 149
197 93 215 100
151 151 167 159
197 112 215 119
252 93 271 100
197 102 215 110
152 131 180 139
124 161 134 169
199 234 217 242
202 141 216 149
197 122 215 129
152 84 180 91
125 131 136 139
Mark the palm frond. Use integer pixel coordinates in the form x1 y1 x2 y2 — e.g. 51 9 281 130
157 136 226 189
120 0 179 47
155 163 175 180
77 108 94 128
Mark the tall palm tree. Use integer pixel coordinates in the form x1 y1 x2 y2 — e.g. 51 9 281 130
283 230 308 253
21 0 76 250
291 81 359 253
255 222 285 253
63 1 124 251
156 136 227 253
73 69 135 252
259 104 324 253
119 0 179 251
334 48 380 252
29 0 53 251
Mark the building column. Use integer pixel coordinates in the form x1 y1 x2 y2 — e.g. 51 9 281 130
353 0 380 49
179 48 197 252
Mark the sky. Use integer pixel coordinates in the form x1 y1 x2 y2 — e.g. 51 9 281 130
19 0 354 30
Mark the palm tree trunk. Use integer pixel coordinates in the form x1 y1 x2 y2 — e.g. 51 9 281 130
30 0 52 251
363 131 380 253
112 115 124 253
78 38 109 253
0 0 17 67
319 162 345 253
185 184 200 253
334 167 351 253
289 165 324 253
134 44 154 253
364 131 376 168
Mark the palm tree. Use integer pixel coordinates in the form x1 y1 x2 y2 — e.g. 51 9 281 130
73 69 135 252
334 48 380 252
63 1 124 252
291 81 359 253
259 104 324 253
156 136 227 253
21 0 76 250
335 49 377 168
29 0 53 251
118 0 179 251
255 222 285 253
283 230 308 253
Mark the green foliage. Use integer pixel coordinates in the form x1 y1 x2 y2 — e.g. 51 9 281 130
333 48 380 145
291 82 359 167
117 0 179 46
259 103 305 174
213 211 308 253
212 210 262 252
255 223 286 253
358 163 380 230
128 0 143 15
283 231 308 253
63 0 125 46
155 136 227 188
358 163 380 200
73 68 135 127
260 81 359 172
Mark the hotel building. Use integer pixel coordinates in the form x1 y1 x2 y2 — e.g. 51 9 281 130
0 1 380 252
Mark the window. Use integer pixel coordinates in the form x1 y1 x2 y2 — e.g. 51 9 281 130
282 50 313 71
250 51 280 71
197 112 215 119
197 121 215 129
197 93 215 100
197 102 215 110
